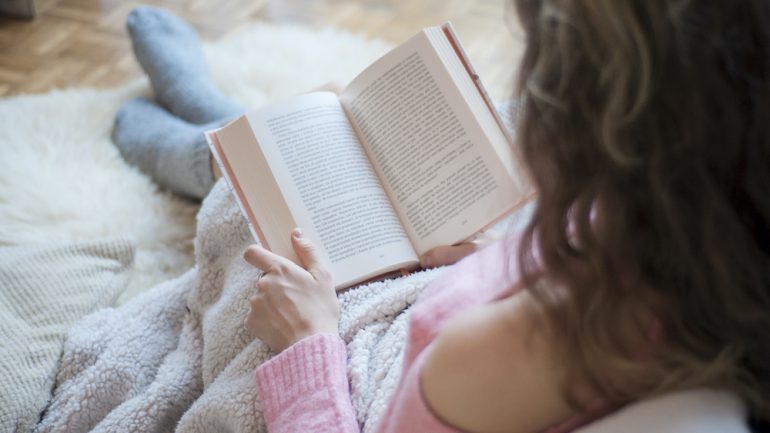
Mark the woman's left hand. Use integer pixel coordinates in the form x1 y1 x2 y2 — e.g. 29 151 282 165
420 230 502 268
243 228 339 353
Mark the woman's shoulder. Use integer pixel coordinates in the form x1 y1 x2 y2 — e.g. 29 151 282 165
420 290 576 433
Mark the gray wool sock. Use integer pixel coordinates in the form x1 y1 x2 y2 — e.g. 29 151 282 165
126 6 245 124
112 97 218 200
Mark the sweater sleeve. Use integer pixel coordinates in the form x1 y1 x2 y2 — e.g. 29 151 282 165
255 333 360 433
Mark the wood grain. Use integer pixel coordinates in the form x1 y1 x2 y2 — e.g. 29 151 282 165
0 0 525 100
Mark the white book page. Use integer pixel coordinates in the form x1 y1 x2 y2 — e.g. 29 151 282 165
340 31 522 256
246 92 418 288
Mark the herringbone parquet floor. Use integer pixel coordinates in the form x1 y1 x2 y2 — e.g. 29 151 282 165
0 0 524 100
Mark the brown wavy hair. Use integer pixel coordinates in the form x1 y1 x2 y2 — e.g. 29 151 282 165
511 0 770 422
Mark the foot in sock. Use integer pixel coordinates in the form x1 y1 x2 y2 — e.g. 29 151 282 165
112 97 218 199
126 6 245 124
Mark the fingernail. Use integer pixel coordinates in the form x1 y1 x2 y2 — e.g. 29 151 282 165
423 256 432 268
292 227 303 238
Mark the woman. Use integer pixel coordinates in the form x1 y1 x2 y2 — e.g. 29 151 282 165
114 1 769 432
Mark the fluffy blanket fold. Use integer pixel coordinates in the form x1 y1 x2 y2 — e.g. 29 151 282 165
35 180 443 433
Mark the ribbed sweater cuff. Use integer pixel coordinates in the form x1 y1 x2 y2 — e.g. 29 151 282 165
255 333 349 424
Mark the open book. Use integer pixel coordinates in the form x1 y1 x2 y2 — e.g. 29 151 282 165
206 23 532 290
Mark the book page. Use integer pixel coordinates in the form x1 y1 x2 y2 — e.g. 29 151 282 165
243 92 418 288
340 30 526 255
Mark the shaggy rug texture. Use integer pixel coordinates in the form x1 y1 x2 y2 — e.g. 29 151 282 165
0 22 391 304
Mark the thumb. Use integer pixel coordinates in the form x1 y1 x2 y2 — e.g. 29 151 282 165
290 228 323 275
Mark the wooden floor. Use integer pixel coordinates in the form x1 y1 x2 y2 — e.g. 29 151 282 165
0 0 525 100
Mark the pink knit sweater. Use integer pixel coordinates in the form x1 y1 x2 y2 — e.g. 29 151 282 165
255 239 588 433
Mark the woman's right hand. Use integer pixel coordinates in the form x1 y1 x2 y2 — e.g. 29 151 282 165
243 228 339 353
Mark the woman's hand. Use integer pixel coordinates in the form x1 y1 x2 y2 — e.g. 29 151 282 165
243 228 339 353
419 230 502 268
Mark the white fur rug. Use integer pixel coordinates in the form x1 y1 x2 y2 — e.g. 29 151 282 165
0 23 391 304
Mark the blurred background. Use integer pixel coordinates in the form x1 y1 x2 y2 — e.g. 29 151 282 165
0 0 525 100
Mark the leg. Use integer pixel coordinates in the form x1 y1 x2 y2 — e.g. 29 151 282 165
126 6 245 124
112 97 221 199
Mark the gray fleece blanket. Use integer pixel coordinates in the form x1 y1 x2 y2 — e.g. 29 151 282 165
35 180 444 433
